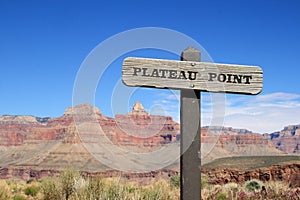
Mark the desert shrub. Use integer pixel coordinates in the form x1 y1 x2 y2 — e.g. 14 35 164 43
72 177 128 200
244 179 263 192
26 179 34 184
264 181 295 199
13 195 28 200
170 174 180 188
104 182 124 199
102 178 129 200
141 180 178 200
24 185 40 196
222 182 241 199
41 178 62 200
0 180 11 200
141 188 165 200
216 192 227 200
169 173 207 189
69 177 103 200
125 184 136 194
238 191 247 199
85 176 105 199
7 179 23 194
201 174 208 189
60 168 81 200
286 189 300 199
202 184 222 200
223 182 239 191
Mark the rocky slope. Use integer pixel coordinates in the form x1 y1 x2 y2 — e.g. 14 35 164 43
265 124 300 154
202 162 300 187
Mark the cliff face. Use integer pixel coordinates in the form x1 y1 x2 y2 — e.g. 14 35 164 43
201 127 284 164
266 124 300 154
202 163 300 188
0 103 179 147
102 102 179 148
0 115 67 146
0 103 180 172
0 167 177 184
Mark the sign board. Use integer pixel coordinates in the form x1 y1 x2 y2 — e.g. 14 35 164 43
122 47 264 200
122 57 263 95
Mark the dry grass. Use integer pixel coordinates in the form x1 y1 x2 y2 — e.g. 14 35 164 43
0 180 11 200
0 169 299 200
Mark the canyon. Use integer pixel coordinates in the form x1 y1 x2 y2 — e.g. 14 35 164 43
0 102 299 184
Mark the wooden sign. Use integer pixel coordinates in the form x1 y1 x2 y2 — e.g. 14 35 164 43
122 57 263 95
121 47 264 200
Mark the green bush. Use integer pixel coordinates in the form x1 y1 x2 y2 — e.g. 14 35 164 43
106 184 124 199
201 174 208 189
102 178 128 200
85 177 105 199
13 195 28 200
217 192 227 200
170 174 180 188
60 168 81 200
24 185 40 196
244 179 263 192
169 173 208 189
41 178 63 200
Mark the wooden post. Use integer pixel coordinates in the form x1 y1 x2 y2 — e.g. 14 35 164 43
122 46 263 200
180 47 201 200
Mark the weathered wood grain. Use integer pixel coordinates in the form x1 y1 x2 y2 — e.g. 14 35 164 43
180 46 201 200
122 57 263 95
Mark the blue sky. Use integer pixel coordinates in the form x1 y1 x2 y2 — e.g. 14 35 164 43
0 0 300 133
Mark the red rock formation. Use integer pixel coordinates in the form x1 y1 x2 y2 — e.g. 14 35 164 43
0 102 181 173
201 127 275 147
0 103 295 154
0 102 298 183
100 102 179 148
202 163 300 188
267 124 300 154
0 167 177 185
